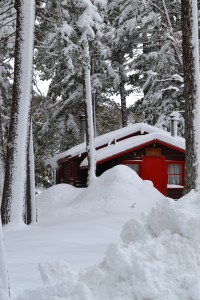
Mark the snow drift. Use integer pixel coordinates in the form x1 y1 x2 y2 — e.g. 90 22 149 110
70 165 164 215
15 167 200 299
36 165 164 225
36 183 83 217
5 165 164 295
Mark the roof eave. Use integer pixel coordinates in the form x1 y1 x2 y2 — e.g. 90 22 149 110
80 138 185 169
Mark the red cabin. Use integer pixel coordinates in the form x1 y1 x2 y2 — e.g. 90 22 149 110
48 123 185 199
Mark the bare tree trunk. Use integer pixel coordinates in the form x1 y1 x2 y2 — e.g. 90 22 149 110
1 0 35 225
181 0 200 193
26 120 36 224
0 107 5 203
118 52 127 128
91 51 97 137
119 67 127 128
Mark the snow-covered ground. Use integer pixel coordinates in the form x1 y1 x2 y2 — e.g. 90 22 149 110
3 165 200 299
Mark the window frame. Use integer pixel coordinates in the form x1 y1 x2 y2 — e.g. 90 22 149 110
122 160 142 176
166 161 185 187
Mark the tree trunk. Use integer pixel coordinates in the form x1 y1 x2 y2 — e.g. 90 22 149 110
0 217 10 299
83 42 96 185
118 52 127 128
0 107 5 203
181 0 200 193
25 120 36 224
1 0 35 225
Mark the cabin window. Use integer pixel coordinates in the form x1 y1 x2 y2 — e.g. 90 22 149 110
168 164 183 185
124 163 140 175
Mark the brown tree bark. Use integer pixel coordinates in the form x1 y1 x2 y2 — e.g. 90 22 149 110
181 0 200 193
0 107 5 198
118 51 127 128
1 0 23 224
1 0 35 225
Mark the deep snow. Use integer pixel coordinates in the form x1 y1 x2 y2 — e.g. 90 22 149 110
3 165 200 299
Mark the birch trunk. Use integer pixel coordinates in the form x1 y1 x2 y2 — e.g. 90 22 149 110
83 42 96 185
181 0 200 192
1 0 35 225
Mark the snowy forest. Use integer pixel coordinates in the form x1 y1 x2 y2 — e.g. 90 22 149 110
0 0 188 189
1 0 200 299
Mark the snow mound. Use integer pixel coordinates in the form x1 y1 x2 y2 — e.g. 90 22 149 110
17 192 200 300
37 165 163 225
71 165 164 215
17 191 200 300
36 183 83 216
0 291 9 300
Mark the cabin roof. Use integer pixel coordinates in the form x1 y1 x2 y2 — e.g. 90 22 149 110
80 132 185 167
47 123 185 168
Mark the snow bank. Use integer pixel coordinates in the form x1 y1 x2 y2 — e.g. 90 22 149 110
6 164 163 296
16 180 200 299
36 165 163 225
0 291 9 300
70 165 163 215
36 183 83 217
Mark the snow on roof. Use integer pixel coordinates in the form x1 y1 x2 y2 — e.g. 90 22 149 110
46 123 185 168
80 132 185 167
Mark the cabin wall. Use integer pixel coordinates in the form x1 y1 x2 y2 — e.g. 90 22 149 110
56 162 71 184
115 143 185 162
74 157 87 187
56 155 87 187
167 188 183 199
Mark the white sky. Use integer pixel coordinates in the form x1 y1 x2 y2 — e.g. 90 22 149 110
113 92 143 106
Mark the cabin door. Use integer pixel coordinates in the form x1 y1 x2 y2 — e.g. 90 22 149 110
141 156 166 195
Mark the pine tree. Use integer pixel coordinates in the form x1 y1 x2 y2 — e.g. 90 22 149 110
35 0 108 184
32 95 81 187
0 0 16 200
133 0 183 132
110 0 184 133
107 0 154 127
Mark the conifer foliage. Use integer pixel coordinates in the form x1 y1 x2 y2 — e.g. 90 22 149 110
129 0 184 133
1 0 199 206
35 0 108 184
0 0 16 198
